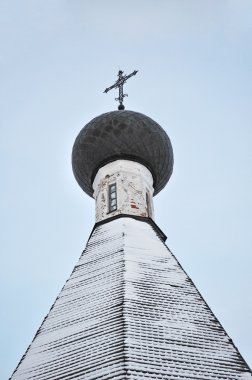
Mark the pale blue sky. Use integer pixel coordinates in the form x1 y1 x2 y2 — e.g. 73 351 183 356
1 1 252 378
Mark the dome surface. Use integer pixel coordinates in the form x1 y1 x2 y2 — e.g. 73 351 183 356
72 110 173 197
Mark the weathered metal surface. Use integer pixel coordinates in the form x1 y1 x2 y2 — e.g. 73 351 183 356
72 110 173 197
10 218 252 380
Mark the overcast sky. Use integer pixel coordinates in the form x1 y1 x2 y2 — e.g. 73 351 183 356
1 1 252 378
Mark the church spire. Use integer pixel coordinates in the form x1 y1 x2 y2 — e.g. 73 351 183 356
9 79 252 380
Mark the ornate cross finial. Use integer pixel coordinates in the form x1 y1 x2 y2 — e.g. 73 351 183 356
103 70 138 110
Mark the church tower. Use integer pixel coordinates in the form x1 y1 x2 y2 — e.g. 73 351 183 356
10 73 252 380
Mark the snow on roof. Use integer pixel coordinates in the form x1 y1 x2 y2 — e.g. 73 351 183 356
10 217 252 380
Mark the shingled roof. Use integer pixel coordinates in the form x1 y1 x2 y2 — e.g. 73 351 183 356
10 217 252 380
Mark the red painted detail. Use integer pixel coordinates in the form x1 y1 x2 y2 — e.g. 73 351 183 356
131 202 139 209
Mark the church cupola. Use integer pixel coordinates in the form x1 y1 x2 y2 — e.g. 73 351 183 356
72 110 174 222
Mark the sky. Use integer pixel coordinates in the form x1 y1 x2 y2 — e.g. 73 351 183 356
1 0 252 378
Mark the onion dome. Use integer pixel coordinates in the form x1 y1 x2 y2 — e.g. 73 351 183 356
72 110 173 197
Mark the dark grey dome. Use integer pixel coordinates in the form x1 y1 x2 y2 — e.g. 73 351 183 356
72 110 173 197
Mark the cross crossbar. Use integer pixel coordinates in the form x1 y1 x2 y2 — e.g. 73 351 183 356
103 70 138 110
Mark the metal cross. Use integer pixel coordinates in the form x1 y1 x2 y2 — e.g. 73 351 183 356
103 70 138 110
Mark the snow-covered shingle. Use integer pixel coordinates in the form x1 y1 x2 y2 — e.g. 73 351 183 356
10 217 252 380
